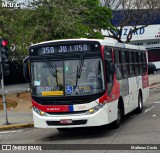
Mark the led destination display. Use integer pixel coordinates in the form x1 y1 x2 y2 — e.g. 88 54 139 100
38 44 91 55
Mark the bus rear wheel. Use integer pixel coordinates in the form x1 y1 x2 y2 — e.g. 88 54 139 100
136 93 143 114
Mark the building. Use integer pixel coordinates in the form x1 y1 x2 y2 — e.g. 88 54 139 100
102 11 160 69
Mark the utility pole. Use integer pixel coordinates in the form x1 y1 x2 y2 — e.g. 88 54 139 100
0 38 10 125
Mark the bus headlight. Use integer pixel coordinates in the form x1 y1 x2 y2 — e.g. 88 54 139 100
33 106 46 116
88 103 105 114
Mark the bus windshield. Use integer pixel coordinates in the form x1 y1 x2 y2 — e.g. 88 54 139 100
31 58 105 97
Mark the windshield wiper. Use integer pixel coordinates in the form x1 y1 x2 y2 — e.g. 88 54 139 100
44 57 58 85
75 55 84 87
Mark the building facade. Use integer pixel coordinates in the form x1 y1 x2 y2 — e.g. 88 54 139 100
102 24 160 69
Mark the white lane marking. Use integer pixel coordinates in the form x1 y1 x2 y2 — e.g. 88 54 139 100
153 115 156 117
153 101 160 104
144 106 155 113
0 130 23 134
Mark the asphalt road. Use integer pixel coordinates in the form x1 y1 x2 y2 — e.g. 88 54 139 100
0 87 160 153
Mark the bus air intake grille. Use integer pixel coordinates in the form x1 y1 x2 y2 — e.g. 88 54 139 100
46 111 87 115
46 120 87 126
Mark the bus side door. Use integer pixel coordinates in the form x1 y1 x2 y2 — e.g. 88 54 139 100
104 47 119 103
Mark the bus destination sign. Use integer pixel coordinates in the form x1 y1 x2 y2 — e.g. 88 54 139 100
38 44 91 55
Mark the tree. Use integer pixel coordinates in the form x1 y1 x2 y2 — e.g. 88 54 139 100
81 0 114 38
1 0 114 56
100 0 160 43
22 0 113 40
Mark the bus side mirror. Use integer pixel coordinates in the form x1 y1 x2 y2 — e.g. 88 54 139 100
23 56 30 84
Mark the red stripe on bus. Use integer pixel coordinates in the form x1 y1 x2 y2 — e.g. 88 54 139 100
142 74 149 88
101 45 105 60
32 100 70 112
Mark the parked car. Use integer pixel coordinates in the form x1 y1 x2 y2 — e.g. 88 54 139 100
148 63 157 75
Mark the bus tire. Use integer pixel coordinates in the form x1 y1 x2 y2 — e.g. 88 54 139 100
136 92 143 114
111 103 123 129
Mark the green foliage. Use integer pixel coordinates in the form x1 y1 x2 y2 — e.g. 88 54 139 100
0 0 113 56
83 0 113 30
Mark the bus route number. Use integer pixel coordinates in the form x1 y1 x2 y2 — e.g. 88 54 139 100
41 47 55 54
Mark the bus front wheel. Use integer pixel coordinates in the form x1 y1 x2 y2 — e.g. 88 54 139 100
111 107 122 129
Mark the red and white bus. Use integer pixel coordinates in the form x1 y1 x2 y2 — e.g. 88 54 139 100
23 39 149 130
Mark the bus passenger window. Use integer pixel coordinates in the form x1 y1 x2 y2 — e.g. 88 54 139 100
121 51 126 63
120 50 129 78
114 50 122 80
138 52 143 74
122 64 129 78
129 52 135 76
114 49 120 63
129 65 134 76
142 52 147 73
133 52 139 75
115 64 122 80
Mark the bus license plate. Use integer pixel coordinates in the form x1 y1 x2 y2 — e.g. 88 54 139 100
60 119 72 124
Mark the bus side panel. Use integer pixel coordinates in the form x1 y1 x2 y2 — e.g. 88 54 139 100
118 79 130 114
106 100 119 124
128 77 138 111
142 87 149 103
123 95 130 115
142 74 149 88
142 74 149 103
137 75 143 90
134 75 143 109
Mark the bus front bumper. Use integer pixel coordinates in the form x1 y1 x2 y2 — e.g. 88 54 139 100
32 107 110 128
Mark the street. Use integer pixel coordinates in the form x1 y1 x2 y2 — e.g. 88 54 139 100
0 86 160 153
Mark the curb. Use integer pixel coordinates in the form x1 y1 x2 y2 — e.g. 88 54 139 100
0 123 34 131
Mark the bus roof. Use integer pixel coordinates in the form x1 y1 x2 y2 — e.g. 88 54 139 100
30 38 146 51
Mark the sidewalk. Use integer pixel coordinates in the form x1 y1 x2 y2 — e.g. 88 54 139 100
149 74 160 86
0 74 160 130
0 91 34 130
0 83 30 94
